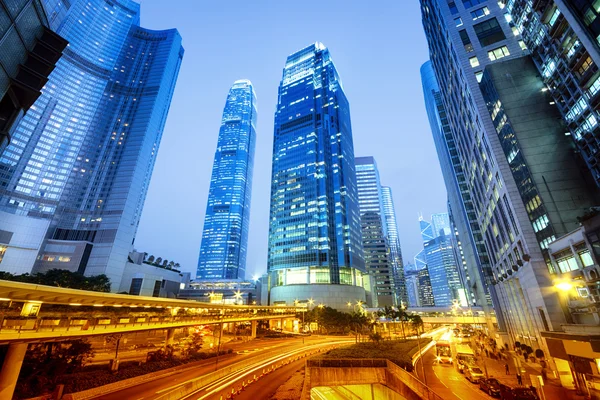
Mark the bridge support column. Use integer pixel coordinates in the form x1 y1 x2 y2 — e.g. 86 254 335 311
165 328 175 350
0 342 28 400
250 321 257 339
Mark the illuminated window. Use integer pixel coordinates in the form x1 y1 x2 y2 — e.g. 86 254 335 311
469 56 480 67
488 46 510 61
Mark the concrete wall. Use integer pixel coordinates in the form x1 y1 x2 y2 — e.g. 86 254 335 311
118 262 181 297
0 210 49 274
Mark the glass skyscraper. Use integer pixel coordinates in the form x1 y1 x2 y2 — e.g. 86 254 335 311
420 213 466 307
356 156 395 307
381 186 408 306
421 60 494 311
197 80 257 280
0 0 183 287
267 42 366 310
0 0 67 155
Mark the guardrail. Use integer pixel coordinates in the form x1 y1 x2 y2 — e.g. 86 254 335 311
0 313 297 341
387 360 444 400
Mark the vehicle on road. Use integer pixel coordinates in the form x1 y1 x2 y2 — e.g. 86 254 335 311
455 343 475 373
435 340 452 364
499 384 540 400
465 366 484 383
479 377 501 397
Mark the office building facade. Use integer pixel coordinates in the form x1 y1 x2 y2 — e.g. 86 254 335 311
266 43 366 310
0 0 67 156
381 186 408 306
420 213 467 307
417 266 435 307
197 80 257 280
0 0 183 287
421 60 496 313
420 0 600 362
508 0 600 187
355 156 395 307
404 264 420 307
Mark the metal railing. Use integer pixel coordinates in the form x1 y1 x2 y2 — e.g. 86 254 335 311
0 313 296 339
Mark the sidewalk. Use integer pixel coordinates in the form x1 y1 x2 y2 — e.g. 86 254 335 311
476 349 585 400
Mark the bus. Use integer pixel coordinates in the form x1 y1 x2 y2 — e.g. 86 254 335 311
455 343 475 373
435 340 453 364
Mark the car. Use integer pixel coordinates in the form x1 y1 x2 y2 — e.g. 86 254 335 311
479 377 501 397
499 384 540 400
465 366 485 383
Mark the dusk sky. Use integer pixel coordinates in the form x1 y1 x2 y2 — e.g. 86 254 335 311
135 0 448 278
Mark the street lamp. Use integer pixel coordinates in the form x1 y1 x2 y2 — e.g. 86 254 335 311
233 290 243 305
555 282 574 292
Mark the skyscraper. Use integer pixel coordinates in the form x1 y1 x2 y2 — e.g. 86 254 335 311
381 186 408 306
508 1 600 186
356 156 395 307
0 0 67 155
0 0 183 287
420 0 600 358
421 60 494 312
417 266 435 307
403 263 420 307
420 213 466 307
267 43 366 310
197 80 257 280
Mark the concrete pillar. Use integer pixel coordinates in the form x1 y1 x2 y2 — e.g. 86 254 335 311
165 328 175 349
0 343 28 400
251 321 257 339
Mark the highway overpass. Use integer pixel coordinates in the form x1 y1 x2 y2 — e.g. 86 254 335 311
0 280 300 399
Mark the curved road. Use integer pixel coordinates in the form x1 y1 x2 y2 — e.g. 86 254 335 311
93 336 345 400
415 346 493 400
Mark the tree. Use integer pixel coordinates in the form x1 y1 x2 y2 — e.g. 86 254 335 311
348 312 369 343
147 255 155 263
162 259 168 267
104 333 125 370
17 339 94 397
156 257 163 265
0 269 110 292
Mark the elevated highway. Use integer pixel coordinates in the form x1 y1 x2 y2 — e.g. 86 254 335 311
0 280 300 399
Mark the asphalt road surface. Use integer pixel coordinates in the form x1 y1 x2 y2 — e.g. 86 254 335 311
415 347 494 400
232 358 305 400
93 336 343 400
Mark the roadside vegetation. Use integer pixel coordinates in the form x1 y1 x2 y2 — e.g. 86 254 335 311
14 335 233 399
317 338 431 371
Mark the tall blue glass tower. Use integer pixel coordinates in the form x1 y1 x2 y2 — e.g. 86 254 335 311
267 43 366 310
197 80 257 280
0 0 183 287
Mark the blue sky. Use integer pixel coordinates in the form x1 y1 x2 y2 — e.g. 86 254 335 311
135 0 447 278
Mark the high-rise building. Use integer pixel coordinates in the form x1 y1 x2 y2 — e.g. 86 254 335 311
197 80 257 280
420 213 467 307
355 156 395 307
417 266 435 307
431 212 451 237
0 0 67 156
507 0 600 186
420 0 600 362
404 263 420 308
381 186 408 306
414 249 428 270
421 60 495 313
0 0 183 288
266 43 366 310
